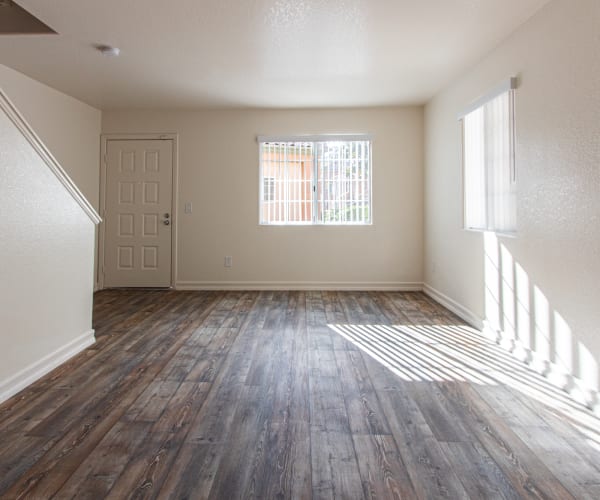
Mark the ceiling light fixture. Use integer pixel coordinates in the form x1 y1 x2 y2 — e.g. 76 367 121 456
97 45 120 57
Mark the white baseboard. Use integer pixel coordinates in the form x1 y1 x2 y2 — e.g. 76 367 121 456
0 330 95 405
175 281 424 291
423 283 484 329
423 283 599 415
482 321 600 415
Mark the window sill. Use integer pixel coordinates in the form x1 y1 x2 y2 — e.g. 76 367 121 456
463 227 517 238
258 222 374 228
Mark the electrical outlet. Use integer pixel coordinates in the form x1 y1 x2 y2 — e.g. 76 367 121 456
224 256 232 268
184 202 193 214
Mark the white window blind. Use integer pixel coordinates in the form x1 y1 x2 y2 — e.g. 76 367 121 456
462 81 516 233
259 137 372 225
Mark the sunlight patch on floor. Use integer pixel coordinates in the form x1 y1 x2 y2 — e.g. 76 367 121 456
327 322 600 446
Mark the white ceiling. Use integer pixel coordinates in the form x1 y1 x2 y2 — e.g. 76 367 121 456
0 0 549 110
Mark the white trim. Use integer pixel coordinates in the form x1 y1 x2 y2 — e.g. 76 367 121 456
458 77 518 119
423 283 484 329
0 89 101 224
98 133 179 289
101 133 178 141
483 321 600 415
424 283 599 415
257 134 373 143
0 330 95 405
176 281 423 291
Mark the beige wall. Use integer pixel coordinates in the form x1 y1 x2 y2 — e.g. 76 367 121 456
0 101 96 402
102 107 424 288
424 0 600 398
0 65 102 286
0 64 101 209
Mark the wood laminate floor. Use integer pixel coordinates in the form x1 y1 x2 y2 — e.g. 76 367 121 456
1 290 599 499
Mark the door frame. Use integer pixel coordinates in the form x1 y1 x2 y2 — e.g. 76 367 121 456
98 133 179 290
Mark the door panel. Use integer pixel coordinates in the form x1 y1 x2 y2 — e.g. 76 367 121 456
104 139 173 287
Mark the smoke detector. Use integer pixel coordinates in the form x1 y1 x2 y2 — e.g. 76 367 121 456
97 45 120 57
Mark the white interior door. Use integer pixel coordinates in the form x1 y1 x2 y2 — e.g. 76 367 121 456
103 139 173 287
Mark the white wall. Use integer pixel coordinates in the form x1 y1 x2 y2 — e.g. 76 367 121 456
424 0 600 401
102 107 424 288
0 99 97 402
0 64 101 208
0 64 103 286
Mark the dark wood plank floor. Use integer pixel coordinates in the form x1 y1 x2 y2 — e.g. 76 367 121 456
1 290 599 499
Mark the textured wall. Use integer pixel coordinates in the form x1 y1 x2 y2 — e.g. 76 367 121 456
0 64 102 285
102 107 424 288
0 64 101 209
0 107 95 392
424 0 600 398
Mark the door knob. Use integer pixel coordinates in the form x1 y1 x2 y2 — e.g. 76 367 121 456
163 219 170 226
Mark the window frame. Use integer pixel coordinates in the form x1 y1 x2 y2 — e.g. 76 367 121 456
459 78 517 235
257 134 373 226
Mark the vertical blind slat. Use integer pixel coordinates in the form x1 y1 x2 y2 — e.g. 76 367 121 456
463 90 515 232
